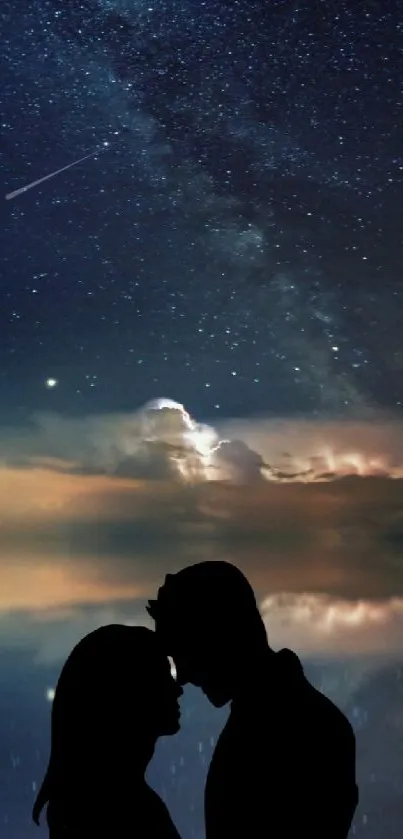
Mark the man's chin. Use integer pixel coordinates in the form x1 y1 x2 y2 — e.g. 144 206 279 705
202 687 231 708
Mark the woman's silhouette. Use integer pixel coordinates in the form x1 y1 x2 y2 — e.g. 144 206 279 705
32 624 182 837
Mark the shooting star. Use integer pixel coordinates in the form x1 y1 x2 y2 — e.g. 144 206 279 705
5 144 110 201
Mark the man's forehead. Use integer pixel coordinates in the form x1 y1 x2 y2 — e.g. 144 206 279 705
155 622 184 644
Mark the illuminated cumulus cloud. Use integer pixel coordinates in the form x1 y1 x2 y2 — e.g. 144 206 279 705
261 592 403 657
0 400 220 483
138 398 220 481
65 397 245 483
138 401 270 483
132 402 403 484
2 399 403 485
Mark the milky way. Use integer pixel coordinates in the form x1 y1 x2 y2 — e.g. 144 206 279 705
1 1 402 422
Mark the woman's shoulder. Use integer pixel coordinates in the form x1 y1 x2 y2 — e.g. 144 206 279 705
142 786 181 837
47 786 181 838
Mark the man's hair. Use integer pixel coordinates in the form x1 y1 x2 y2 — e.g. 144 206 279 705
147 561 263 637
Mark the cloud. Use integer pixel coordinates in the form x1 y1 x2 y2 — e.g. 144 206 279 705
3 590 403 675
261 593 403 658
2 400 403 618
3 401 403 485
217 412 403 480
0 597 150 665
214 439 267 483
0 549 145 613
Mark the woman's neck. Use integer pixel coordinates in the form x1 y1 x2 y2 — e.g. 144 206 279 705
60 736 157 797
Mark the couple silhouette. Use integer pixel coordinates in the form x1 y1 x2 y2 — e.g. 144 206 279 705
33 561 359 837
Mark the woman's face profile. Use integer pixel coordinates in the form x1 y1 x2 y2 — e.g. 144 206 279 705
111 646 182 740
55 627 183 751
144 654 183 736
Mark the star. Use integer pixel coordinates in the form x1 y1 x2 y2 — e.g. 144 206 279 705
45 378 58 389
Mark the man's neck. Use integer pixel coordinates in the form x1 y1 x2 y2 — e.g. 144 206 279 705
230 643 276 702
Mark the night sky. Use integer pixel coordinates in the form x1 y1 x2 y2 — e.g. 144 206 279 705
1 2 403 837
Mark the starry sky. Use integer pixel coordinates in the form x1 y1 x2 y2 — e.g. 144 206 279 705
1 1 403 837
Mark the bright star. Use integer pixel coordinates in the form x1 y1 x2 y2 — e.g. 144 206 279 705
45 378 58 388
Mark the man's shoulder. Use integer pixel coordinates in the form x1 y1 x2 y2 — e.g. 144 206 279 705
227 648 355 750
306 680 354 737
271 650 355 744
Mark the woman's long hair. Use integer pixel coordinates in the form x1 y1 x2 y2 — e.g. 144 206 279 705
33 624 168 827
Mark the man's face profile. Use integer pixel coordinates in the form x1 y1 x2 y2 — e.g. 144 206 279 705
149 563 253 707
160 625 232 708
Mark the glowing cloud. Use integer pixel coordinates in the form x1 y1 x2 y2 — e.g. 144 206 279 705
261 593 403 657
3 399 403 486
133 401 403 484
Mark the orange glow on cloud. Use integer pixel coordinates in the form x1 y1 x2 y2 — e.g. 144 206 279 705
0 555 144 612
261 592 403 657
0 466 146 522
2 406 403 635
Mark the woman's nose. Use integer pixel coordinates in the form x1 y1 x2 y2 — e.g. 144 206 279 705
176 684 184 698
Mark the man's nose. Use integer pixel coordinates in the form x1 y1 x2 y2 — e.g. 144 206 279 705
174 662 190 687
176 683 184 698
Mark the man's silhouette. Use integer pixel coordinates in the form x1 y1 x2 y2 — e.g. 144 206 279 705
148 561 358 838
33 625 182 838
